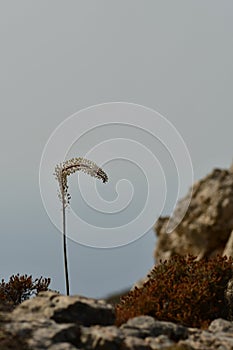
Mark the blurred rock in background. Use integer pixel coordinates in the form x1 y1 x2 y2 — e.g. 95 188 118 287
155 165 233 262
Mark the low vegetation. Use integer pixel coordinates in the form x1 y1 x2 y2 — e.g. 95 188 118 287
116 255 233 328
0 274 50 307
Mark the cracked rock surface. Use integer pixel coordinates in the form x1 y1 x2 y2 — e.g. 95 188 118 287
2 291 233 349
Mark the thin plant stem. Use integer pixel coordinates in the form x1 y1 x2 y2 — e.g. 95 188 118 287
62 189 70 296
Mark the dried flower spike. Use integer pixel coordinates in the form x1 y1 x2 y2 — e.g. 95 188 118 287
54 157 108 296
54 157 108 206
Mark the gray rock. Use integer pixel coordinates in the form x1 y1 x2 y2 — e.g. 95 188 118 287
179 331 233 350
5 291 233 350
5 319 81 350
80 325 124 349
179 320 233 350
28 323 80 349
122 336 152 349
208 318 233 333
145 335 175 349
12 291 115 326
120 316 188 341
5 292 115 349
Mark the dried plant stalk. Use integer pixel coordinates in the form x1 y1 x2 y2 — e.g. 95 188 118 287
54 157 108 295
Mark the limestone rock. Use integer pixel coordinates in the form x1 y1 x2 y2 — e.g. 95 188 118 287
80 325 124 349
11 290 115 326
4 318 81 350
122 336 152 350
4 293 233 350
145 335 175 350
208 318 233 333
120 316 188 341
155 168 233 261
179 318 233 350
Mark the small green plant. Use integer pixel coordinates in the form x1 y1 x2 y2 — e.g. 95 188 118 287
0 274 50 307
54 157 108 295
115 255 233 328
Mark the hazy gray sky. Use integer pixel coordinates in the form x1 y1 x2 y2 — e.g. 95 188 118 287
0 1 233 298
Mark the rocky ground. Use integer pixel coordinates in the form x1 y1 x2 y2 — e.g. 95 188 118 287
1 291 233 350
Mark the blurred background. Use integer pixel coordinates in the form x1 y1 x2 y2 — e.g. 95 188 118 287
0 1 232 298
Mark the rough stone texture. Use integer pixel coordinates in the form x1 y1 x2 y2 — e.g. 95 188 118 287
12 290 115 326
4 318 81 350
145 335 175 350
80 325 124 349
4 293 233 350
122 336 152 350
178 319 233 350
208 318 233 333
154 168 233 261
120 316 188 341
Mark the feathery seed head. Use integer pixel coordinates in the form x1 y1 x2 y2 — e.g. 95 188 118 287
54 157 108 206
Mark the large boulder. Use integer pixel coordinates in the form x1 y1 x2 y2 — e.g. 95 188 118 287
155 167 233 261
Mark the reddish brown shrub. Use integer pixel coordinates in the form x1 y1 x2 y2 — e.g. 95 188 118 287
0 274 51 306
116 255 233 328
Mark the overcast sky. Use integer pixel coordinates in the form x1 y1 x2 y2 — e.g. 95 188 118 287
0 1 233 298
